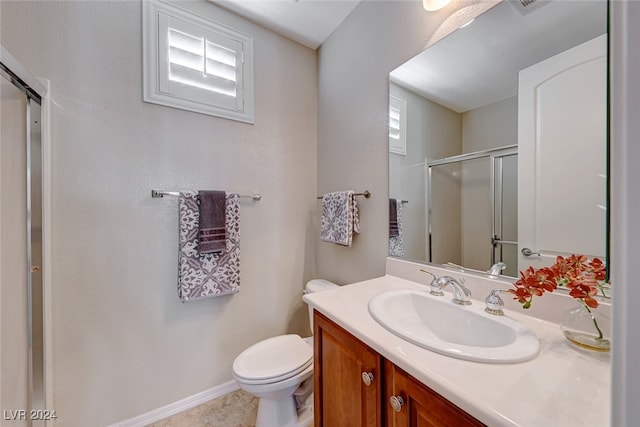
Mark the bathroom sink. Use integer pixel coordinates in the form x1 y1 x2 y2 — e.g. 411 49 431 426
368 289 540 363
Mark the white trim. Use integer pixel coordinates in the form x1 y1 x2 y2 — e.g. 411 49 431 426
38 78 54 427
107 380 239 427
611 2 640 425
0 56 3 417
389 95 407 155
142 0 254 123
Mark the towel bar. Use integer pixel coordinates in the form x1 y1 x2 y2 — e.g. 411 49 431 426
316 190 371 200
151 190 261 201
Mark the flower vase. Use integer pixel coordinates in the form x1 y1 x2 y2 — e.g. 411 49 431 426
560 302 610 352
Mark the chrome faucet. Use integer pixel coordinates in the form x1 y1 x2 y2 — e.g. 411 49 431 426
440 276 472 305
420 270 471 305
487 262 507 277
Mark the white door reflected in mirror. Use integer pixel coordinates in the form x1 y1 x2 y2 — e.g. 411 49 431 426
518 34 607 271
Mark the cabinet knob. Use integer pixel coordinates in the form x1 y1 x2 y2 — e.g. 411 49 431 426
389 395 405 412
361 372 375 386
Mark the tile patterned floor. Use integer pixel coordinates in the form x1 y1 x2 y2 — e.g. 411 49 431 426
148 389 258 427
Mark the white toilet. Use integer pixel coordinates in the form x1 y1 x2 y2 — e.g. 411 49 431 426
232 279 338 427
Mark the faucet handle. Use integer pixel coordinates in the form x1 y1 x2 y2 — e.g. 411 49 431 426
419 269 438 280
420 269 445 296
485 289 507 316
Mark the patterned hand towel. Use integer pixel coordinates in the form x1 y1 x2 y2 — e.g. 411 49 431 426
178 192 240 302
320 191 360 247
198 190 227 254
389 200 404 257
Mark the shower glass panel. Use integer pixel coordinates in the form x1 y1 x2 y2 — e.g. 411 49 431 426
1 53 45 425
1 73 31 421
429 162 462 265
462 157 492 272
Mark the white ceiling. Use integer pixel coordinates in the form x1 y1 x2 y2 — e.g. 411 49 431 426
389 0 607 113
210 0 362 49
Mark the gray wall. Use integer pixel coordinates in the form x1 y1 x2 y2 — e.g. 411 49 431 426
317 0 498 284
1 1 317 425
389 82 462 262
462 96 518 152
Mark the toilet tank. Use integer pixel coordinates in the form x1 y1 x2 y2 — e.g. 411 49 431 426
304 279 338 334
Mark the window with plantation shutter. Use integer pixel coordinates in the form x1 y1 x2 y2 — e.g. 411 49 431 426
389 95 407 155
143 0 254 123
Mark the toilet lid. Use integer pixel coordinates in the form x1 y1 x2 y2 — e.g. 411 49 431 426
234 361 313 385
233 334 313 382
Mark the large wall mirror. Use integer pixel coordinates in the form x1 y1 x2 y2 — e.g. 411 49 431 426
388 0 608 279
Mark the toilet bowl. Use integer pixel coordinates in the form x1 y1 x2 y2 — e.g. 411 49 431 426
232 279 338 427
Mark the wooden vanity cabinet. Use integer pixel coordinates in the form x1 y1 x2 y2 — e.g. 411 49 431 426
313 311 484 427
384 361 485 427
314 310 383 427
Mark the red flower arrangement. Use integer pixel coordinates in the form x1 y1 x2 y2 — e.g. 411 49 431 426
510 254 610 347
509 254 608 309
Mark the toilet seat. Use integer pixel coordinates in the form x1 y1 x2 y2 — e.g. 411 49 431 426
233 334 313 385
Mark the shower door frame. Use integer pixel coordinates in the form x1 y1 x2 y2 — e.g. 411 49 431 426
426 145 518 268
1 46 52 426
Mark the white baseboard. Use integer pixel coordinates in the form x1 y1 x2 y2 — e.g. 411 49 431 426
108 380 239 427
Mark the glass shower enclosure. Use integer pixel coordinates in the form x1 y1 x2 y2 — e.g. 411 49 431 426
428 145 518 278
1 47 46 425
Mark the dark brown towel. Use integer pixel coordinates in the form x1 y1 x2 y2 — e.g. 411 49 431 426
198 190 227 254
389 199 399 237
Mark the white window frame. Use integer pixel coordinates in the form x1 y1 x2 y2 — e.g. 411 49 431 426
389 95 407 155
143 0 254 123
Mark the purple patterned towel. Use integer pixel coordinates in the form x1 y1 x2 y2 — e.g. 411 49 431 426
389 198 399 237
198 190 227 254
178 192 240 302
320 191 360 247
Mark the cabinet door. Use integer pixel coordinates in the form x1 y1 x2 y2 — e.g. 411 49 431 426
384 361 484 427
314 311 382 427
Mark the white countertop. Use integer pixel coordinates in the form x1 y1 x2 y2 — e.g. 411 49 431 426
303 274 611 427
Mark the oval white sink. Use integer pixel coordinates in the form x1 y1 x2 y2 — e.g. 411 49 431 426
368 289 540 363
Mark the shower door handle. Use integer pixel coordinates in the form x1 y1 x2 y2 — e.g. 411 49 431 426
492 235 518 247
